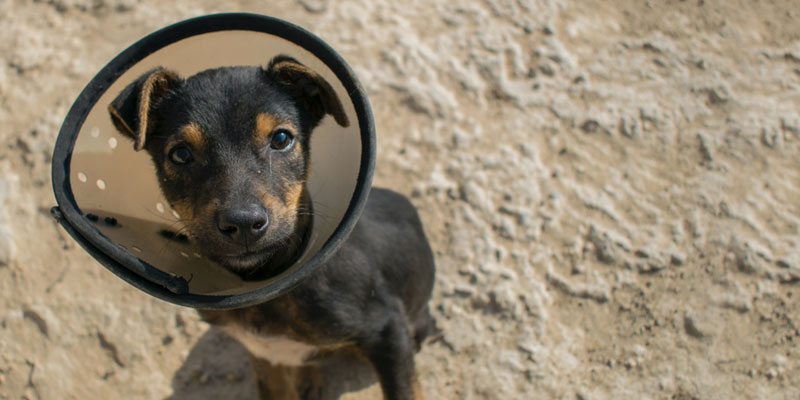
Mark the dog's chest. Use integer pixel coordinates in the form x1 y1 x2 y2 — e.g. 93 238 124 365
222 325 318 367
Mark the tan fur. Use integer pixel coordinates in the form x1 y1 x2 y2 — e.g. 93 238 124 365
170 199 194 222
179 122 205 152
270 60 350 128
284 182 304 214
135 69 179 150
107 105 135 138
254 113 278 144
261 193 281 218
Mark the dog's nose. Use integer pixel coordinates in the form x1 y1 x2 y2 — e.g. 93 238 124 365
217 205 269 243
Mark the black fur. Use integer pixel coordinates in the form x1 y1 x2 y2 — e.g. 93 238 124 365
109 56 436 400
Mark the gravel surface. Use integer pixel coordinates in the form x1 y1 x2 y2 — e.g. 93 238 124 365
1 0 799 399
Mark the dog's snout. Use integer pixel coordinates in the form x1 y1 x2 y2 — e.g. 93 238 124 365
217 204 269 243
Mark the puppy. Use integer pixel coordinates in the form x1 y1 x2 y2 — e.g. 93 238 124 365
108 56 437 400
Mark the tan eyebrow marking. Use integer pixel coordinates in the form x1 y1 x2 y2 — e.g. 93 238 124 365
254 113 298 145
254 113 278 144
179 122 205 151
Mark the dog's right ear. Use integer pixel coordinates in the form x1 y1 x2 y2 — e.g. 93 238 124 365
108 68 181 151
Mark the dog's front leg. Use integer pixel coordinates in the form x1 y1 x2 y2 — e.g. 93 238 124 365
250 356 300 400
361 315 422 400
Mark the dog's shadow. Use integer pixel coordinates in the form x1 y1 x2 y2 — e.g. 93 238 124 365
165 328 378 400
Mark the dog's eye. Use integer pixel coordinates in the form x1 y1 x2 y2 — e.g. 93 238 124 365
270 129 294 150
169 146 193 164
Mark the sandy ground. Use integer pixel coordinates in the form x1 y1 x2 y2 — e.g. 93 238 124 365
1 0 800 399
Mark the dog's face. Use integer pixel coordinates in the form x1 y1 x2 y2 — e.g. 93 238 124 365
108 56 349 278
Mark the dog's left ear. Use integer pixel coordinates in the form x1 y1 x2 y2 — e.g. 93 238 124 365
266 56 350 128
108 68 182 151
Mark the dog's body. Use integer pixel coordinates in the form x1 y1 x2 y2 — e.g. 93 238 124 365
109 57 436 400
201 187 436 399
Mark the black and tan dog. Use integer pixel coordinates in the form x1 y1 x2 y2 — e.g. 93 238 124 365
108 56 436 400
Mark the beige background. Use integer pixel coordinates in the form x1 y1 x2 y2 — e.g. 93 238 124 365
0 0 798 399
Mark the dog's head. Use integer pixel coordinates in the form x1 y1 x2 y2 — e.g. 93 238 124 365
108 56 349 279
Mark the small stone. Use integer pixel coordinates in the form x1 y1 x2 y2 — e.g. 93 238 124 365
298 0 329 13
461 181 492 210
516 337 540 356
701 86 730 106
580 119 600 133
0 226 16 266
427 168 455 192
496 216 516 240
636 260 665 274
772 354 787 370
634 249 650 258
631 344 646 359
495 266 518 280
620 115 641 138
765 368 777 380
546 270 609 303
776 254 797 269
670 252 686 266
761 126 782 148
442 314 483 351
22 307 49 337
729 239 761 274
683 311 713 339
453 283 474 297
538 62 555 77
588 226 618 265
697 133 714 163
719 294 751 313
571 263 585 275
778 270 800 284
496 350 524 371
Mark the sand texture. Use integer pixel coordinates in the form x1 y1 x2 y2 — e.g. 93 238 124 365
1 0 799 399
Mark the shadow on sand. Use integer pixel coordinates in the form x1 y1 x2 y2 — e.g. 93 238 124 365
164 328 378 400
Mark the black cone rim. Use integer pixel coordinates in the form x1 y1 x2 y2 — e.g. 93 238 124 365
51 13 375 309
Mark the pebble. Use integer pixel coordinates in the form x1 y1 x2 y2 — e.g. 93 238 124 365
496 350 524 372
683 311 714 339
546 269 609 303
718 294 751 313
776 254 797 270
496 216 516 240
587 226 618 265
298 0 329 13
460 181 493 211
453 283 474 297
636 260 665 274
0 226 16 266
761 125 782 148
580 119 600 134
427 168 456 192
697 132 714 163
729 238 761 275
670 252 686 266
619 114 641 138
22 306 52 337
